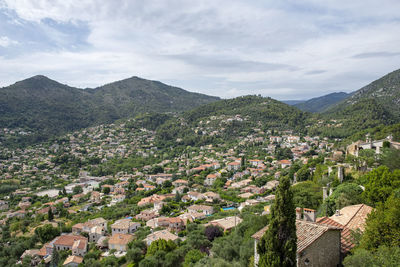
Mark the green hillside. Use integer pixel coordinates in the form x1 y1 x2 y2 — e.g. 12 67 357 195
306 69 400 138
325 69 400 120
0 75 219 147
294 92 349 113
156 95 309 147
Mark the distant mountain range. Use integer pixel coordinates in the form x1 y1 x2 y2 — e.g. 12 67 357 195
324 69 400 119
1 68 400 147
283 92 351 113
0 75 219 146
282 100 306 106
285 68 400 129
293 92 350 113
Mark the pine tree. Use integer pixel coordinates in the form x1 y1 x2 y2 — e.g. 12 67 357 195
257 176 297 267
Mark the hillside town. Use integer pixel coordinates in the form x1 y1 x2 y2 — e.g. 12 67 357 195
1 116 396 267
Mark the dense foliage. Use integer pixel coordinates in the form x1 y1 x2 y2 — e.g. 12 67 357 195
156 96 309 147
257 176 297 267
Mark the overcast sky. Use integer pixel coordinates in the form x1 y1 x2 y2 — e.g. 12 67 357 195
0 0 399 100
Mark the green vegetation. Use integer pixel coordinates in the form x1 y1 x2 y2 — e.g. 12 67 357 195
156 95 308 147
294 92 349 113
362 166 400 206
257 176 296 267
291 181 322 210
0 75 218 147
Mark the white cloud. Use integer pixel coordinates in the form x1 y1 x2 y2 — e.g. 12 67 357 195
0 35 18 47
0 0 399 99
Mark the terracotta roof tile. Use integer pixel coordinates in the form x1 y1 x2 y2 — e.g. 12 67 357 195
329 204 373 231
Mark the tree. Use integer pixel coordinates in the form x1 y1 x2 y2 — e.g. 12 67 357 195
126 247 144 264
291 181 322 210
359 193 400 250
48 208 54 221
103 186 111 194
343 246 400 267
204 225 223 242
73 185 83 194
51 248 59 267
275 148 293 160
146 239 176 256
257 176 297 267
35 224 60 243
139 256 158 267
186 225 211 253
362 166 400 206
380 148 400 171
184 249 205 267
296 166 311 182
1 224 10 241
322 183 363 216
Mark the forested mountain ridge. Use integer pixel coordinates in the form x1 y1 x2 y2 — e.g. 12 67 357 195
294 92 350 113
307 69 400 138
324 69 400 119
156 95 310 147
0 75 219 147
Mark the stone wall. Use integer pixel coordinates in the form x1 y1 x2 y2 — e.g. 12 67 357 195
297 229 341 267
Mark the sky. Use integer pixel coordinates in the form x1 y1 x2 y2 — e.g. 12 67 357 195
0 0 400 100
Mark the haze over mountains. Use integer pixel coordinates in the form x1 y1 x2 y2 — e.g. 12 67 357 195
292 92 350 113
0 68 400 147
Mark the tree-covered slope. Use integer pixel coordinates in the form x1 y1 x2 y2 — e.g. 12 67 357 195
307 69 400 138
294 92 349 113
91 76 219 120
325 69 400 120
0 75 219 147
156 95 309 147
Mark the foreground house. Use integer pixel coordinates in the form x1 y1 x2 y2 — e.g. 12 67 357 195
252 220 341 267
317 204 373 255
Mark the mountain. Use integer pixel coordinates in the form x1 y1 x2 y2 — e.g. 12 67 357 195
282 100 306 105
0 75 219 146
294 92 350 113
307 69 400 138
156 95 309 147
325 69 400 119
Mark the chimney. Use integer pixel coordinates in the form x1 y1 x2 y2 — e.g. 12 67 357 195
303 208 316 222
335 209 341 216
296 207 302 220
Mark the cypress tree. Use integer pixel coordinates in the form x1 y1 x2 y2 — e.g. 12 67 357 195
48 208 54 221
51 248 59 267
257 176 297 267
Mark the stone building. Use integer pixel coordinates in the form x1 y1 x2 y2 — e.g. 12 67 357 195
252 220 341 267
